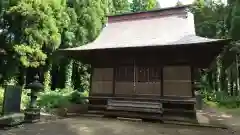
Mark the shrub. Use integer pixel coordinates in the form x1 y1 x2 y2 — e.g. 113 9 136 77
36 87 89 112
218 96 240 108
202 89 240 109
37 89 71 112
68 91 88 104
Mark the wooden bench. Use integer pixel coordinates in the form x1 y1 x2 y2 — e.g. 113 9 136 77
106 99 163 114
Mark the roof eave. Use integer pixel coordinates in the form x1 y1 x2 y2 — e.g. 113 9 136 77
58 38 231 52
107 4 192 17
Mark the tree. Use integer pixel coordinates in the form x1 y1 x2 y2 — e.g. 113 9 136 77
190 0 240 105
156 1 161 9
130 0 158 12
229 0 240 41
175 0 183 7
54 0 108 91
0 0 71 88
109 0 130 15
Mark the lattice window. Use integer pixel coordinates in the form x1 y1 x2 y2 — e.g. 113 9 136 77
149 67 161 81
115 66 134 82
137 67 149 82
115 67 161 82
137 67 161 82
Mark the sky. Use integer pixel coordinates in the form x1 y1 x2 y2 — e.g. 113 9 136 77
158 0 227 8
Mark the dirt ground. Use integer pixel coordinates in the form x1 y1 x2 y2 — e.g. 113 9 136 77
0 117 235 135
199 106 240 133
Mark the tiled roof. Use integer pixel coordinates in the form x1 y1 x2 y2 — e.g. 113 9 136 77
60 5 229 52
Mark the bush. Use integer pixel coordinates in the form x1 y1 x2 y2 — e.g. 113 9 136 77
218 96 240 108
36 88 89 112
37 89 72 112
202 89 240 109
68 91 88 104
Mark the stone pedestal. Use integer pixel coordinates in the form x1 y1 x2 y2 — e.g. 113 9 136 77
24 108 41 123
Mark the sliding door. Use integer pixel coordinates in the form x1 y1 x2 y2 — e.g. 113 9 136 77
115 66 134 95
135 67 161 96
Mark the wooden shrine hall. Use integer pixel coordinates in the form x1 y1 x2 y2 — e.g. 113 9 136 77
59 5 230 122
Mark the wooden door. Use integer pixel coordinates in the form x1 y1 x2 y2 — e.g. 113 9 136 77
135 67 161 96
115 66 134 96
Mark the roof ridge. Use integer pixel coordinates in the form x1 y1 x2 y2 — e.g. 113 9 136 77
108 4 192 17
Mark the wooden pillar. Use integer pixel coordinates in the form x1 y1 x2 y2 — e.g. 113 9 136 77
191 66 195 97
112 67 116 96
89 67 94 96
161 66 164 97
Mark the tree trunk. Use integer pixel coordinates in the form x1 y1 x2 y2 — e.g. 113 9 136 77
64 59 73 89
216 57 221 92
236 54 240 95
43 63 52 91
230 67 234 96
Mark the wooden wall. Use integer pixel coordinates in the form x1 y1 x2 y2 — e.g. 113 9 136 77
163 66 192 97
91 68 113 94
91 66 193 97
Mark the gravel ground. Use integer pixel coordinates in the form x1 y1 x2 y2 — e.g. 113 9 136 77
0 117 236 135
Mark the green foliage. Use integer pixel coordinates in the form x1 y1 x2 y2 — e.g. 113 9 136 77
191 0 240 109
20 90 30 110
37 88 72 112
191 0 228 38
130 0 158 12
202 90 240 108
110 0 130 15
2 0 66 67
37 88 88 112
43 64 52 91
0 0 146 113
13 45 47 68
230 0 240 40
68 90 88 104
64 60 73 88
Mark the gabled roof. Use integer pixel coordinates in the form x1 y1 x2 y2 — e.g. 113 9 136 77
60 5 229 52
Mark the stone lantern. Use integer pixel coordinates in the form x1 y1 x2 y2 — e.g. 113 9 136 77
24 74 44 123
194 81 203 110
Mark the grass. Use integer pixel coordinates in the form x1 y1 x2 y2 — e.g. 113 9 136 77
218 108 240 115
205 100 240 115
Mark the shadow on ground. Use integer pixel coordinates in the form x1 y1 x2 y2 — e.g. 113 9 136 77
0 117 234 135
